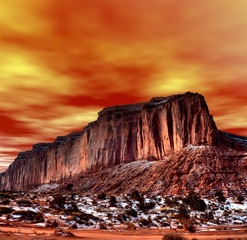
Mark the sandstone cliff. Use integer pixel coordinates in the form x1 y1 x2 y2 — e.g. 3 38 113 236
0 92 246 194
69 145 247 196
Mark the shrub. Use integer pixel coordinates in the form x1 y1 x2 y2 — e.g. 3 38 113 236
182 219 196 232
183 191 198 205
138 217 152 226
99 223 107 229
67 216 75 221
46 220 58 228
71 223 77 229
0 192 14 199
12 210 43 221
51 220 58 227
160 221 170 227
1 199 10 205
162 233 187 240
201 211 214 220
165 196 179 207
109 196 117 206
33 212 44 222
97 193 106 200
126 222 136 230
65 183 73 191
237 195 244 203
17 199 32 206
77 211 99 221
50 194 66 211
107 212 112 218
65 202 79 213
92 199 97 205
215 191 226 203
184 191 207 211
191 198 207 211
125 208 137 217
137 198 155 213
116 213 127 222
177 206 190 219
131 190 141 200
0 207 14 214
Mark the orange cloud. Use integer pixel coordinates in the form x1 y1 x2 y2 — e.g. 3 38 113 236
0 0 247 169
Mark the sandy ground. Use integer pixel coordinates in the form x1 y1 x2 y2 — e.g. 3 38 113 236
0 226 246 240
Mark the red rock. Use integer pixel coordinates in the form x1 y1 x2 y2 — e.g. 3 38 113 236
0 92 246 195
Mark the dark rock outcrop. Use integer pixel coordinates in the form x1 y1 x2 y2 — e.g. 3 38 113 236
0 92 246 194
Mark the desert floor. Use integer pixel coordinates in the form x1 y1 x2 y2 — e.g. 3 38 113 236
0 226 246 240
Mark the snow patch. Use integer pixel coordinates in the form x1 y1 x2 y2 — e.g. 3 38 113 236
34 183 60 192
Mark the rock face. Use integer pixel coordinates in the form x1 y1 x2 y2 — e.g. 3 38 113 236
0 92 246 194
70 145 247 196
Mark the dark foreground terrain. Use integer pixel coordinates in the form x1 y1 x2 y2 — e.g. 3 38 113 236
0 190 246 239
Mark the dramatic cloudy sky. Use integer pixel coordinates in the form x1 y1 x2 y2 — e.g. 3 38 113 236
1 0 247 171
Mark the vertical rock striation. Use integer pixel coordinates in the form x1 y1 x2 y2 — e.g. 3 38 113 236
0 92 228 191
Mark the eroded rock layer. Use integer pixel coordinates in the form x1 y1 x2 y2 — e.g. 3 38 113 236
67 145 247 196
0 92 246 193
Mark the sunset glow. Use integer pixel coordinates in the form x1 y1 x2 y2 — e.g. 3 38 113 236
1 0 247 170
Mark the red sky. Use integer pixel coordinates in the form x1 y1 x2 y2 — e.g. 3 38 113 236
0 0 247 171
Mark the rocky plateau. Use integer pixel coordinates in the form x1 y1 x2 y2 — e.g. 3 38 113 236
0 92 246 195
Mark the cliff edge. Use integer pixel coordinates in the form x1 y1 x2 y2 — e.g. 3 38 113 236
0 92 246 194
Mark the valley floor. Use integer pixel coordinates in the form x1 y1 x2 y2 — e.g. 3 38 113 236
0 190 246 239
0 226 246 240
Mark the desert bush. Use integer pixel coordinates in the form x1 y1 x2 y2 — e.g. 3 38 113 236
184 191 207 211
0 192 14 199
99 222 107 229
154 215 163 222
131 189 141 200
51 220 58 227
164 196 179 207
109 196 117 206
76 219 85 225
191 198 207 211
97 192 106 200
17 199 32 206
12 210 43 221
50 194 66 211
67 215 75 221
138 218 151 226
160 221 170 227
92 199 97 205
215 191 226 203
33 212 44 222
237 195 244 203
71 223 77 229
177 206 190 219
162 233 187 240
1 199 10 205
116 213 127 222
125 208 137 217
182 219 196 232
78 211 99 221
201 211 214 220
65 183 74 191
46 220 58 227
65 202 79 213
0 207 14 214
126 222 136 230
107 212 112 218
136 196 155 213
